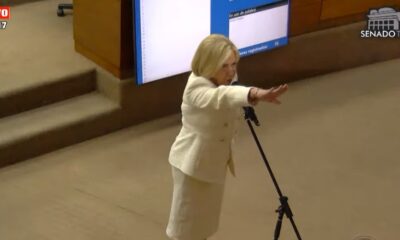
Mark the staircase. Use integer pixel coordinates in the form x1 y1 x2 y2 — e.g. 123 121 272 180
0 0 122 167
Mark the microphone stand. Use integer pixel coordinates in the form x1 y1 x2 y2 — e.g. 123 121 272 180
242 106 302 240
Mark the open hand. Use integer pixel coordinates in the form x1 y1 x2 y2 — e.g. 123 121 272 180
251 84 288 104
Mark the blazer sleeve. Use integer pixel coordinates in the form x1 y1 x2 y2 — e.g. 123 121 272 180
183 75 251 110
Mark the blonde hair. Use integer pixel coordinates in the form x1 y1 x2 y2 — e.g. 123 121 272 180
191 34 240 78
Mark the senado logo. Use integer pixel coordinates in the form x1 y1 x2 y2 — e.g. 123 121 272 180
361 7 400 38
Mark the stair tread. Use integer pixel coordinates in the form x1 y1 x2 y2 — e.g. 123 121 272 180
0 92 120 146
0 68 96 97
0 0 95 96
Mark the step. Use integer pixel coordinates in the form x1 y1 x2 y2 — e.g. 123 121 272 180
0 92 121 167
1 0 97 117
0 69 97 118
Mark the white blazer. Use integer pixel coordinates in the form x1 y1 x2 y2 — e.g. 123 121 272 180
169 73 251 183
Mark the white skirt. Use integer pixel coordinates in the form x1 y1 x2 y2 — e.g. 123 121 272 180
166 166 226 240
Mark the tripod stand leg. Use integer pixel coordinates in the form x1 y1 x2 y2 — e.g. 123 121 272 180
245 120 302 240
274 205 284 240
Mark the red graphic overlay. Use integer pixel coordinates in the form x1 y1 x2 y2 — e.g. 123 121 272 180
0 6 10 19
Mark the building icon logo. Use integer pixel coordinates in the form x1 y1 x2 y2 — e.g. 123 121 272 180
361 7 400 38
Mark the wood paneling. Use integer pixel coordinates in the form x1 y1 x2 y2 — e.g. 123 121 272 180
74 0 134 79
73 0 122 77
321 0 400 20
290 0 321 7
290 1 322 36
120 0 134 78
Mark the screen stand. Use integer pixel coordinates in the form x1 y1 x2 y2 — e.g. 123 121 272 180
243 107 302 240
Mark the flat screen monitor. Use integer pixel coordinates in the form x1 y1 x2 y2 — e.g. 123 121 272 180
134 0 290 85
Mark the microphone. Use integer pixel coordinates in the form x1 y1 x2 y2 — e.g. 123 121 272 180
231 80 260 126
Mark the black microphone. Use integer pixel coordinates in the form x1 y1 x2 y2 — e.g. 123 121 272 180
231 80 260 126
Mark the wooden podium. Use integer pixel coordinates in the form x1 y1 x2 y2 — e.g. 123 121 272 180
73 0 134 79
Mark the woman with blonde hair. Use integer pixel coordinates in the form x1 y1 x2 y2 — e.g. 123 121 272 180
166 34 288 240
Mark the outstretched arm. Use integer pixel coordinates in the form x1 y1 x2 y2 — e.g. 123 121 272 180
248 84 288 105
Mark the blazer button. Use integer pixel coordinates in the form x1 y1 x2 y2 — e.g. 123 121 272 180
223 123 229 127
219 138 225 142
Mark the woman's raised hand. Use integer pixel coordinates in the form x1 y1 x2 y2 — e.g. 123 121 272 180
250 84 288 105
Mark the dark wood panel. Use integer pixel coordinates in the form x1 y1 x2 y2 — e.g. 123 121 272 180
120 0 135 79
290 0 321 7
321 0 400 20
317 13 366 32
290 2 322 36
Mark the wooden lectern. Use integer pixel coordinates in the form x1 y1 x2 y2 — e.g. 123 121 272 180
73 0 134 79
